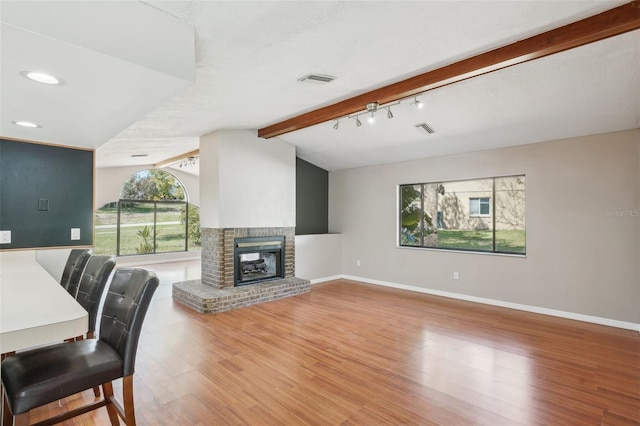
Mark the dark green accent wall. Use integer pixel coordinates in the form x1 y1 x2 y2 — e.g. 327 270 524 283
0 139 94 249
296 157 328 235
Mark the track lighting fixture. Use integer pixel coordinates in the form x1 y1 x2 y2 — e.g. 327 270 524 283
335 94 426 131
179 156 198 168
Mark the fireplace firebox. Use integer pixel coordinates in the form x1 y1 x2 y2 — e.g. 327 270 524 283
234 236 284 286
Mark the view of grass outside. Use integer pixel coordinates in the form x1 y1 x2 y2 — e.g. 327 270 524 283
95 202 201 256
437 230 525 253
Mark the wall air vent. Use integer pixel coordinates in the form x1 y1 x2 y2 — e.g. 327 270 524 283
415 123 436 135
298 74 336 84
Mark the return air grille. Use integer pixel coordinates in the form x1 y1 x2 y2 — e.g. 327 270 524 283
415 123 436 135
298 74 336 84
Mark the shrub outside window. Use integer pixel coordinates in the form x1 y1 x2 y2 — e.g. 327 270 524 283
399 175 525 254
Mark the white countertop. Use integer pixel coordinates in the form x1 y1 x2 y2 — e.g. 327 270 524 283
0 250 88 353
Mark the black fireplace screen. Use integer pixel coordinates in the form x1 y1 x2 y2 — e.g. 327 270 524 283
234 236 284 286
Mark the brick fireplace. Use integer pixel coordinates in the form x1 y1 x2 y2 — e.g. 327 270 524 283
173 226 310 313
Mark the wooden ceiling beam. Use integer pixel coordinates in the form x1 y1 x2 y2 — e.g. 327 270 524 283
258 1 640 139
154 149 200 168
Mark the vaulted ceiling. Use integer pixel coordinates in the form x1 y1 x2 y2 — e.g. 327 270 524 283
2 1 639 174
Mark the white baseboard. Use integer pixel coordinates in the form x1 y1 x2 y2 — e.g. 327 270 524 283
309 275 343 285
340 274 640 333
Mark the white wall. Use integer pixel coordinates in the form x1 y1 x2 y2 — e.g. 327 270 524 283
329 130 640 324
295 234 342 282
200 130 296 228
95 165 200 208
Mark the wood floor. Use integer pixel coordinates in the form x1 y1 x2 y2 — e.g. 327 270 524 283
26 260 639 425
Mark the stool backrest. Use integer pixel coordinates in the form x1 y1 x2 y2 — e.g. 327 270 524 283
61 249 92 293
99 268 159 376
76 255 116 333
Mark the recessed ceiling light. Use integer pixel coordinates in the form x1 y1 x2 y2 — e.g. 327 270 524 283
20 71 62 85
12 120 42 128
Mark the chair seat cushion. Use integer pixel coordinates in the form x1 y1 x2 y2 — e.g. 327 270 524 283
1 339 123 415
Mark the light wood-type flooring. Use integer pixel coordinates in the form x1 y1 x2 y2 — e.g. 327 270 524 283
24 260 640 425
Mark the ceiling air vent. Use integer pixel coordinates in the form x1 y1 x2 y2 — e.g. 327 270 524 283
415 123 436 135
298 74 336 84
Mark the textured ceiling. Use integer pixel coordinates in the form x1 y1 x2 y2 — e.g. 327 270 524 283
2 1 638 173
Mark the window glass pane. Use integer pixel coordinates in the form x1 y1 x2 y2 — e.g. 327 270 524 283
432 178 493 252
400 184 422 246
495 176 526 254
119 201 156 255
480 198 490 215
94 202 118 255
155 201 187 253
469 198 480 216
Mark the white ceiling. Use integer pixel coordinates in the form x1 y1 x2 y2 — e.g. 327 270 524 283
1 1 638 173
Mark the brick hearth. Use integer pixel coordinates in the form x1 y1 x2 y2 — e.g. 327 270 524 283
172 277 310 313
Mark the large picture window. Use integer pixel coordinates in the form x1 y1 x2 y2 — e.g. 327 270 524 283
399 175 525 254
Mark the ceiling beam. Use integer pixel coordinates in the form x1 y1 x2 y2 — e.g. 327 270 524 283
155 149 200 168
258 1 640 139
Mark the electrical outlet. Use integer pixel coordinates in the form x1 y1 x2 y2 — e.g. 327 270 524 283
71 228 81 240
0 230 11 244
453 272 459 280
356 260 361 267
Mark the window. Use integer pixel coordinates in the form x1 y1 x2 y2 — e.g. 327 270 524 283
94 169 201 256
399 175 525 255
469 197 490 216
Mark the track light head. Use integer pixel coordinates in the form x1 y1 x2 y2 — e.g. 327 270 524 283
355 117 362 127
414 97 423 109
386 107 394 119
368 112 375 124
333 120 339 130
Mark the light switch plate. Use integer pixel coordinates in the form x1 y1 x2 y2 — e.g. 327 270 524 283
71 228 81 240
0 230 11 244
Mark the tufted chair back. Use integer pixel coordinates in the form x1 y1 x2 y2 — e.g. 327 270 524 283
99 268 159 376
61 249 92 294
75 255 116 333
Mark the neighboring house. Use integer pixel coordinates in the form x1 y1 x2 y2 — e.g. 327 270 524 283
437 177 525 231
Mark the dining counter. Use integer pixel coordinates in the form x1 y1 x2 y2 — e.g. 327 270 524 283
0 250 88 354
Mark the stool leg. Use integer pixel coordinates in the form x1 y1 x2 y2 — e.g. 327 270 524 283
2 391 12 426
13 412 29 426
123 375 136 426
103 382 120 426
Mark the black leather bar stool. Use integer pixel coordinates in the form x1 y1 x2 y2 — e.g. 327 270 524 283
1 268 159 426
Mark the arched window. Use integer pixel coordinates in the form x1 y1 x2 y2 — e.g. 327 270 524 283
95 169 200 256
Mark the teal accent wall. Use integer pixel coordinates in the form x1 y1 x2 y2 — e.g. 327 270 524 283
296 157 328 235
0 139 94 249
